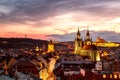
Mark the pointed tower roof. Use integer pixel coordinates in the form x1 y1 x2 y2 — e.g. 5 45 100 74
86 30 90 35
86 27 90 36
77 28 80 35
85 26 92 42
50 39 53 44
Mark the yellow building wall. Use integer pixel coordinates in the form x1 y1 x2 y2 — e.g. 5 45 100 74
93 42 120 47
48 44 54 53
80 50 99 61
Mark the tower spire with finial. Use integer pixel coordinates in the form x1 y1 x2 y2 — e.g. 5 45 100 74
86 26 90 36
76 27 81 39
85 26 92 45
77 27 80 35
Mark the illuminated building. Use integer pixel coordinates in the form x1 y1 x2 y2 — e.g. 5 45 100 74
48 40 54 53
93 36 120 47
74 29 100 61
96 36 106 43
84 29 92 45
35 46 40 52
74 29 83 54
74 28 120 62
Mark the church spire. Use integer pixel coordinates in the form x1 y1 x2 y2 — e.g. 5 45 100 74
86 26 90 40
74 27 83 54
86 26 90 36
77 28 80 35
76 28 81 39
86 29 90 36
84 26 92 45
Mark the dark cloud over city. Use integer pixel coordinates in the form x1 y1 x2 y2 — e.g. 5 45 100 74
0 0 120 41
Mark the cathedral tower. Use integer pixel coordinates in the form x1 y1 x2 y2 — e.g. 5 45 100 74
74 29 83 54
84 29 92 45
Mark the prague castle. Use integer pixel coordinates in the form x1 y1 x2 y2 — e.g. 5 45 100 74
74 29 100 61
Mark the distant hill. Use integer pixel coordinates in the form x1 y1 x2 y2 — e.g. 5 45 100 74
0 38 49 49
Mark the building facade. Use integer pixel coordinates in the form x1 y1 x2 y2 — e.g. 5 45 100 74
48 40 54 53
74 29 83 54
74 29 100 61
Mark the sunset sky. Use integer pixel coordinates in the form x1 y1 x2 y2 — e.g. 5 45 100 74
0 0 120 42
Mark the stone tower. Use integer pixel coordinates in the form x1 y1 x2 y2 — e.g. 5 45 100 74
74 29 83 54
84 29 92 45
48 40 54 53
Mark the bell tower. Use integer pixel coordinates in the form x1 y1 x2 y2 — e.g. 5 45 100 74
74 29 83 54
84 29 92 45
48 39 54 53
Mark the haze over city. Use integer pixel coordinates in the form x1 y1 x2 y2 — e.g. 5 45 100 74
0 0 120 41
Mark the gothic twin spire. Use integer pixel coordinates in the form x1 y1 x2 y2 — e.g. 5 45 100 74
76 28 91 40
76 28 81 40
